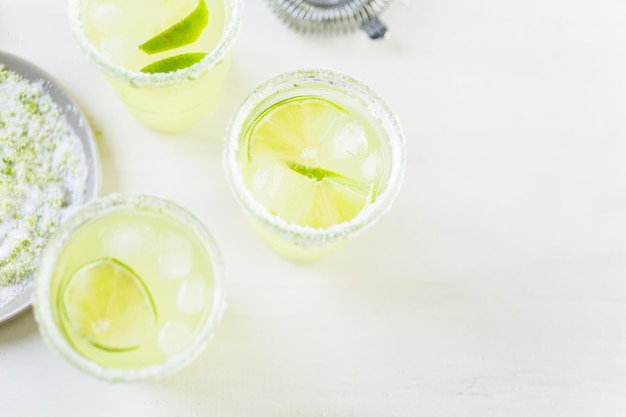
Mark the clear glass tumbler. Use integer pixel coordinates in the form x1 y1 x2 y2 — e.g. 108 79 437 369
68 0 242 132
224 69 406 261
33 193 225 381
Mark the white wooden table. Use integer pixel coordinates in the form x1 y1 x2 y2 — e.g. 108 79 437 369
1 1 625 415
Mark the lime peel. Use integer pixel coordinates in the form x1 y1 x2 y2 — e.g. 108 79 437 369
139 0 209 55
140 52 207 74
286 162 344 182
285 162 372 196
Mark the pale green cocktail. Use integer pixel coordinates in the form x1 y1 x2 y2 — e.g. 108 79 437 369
68 0 242 132
33 194 224 381
224 69 406 261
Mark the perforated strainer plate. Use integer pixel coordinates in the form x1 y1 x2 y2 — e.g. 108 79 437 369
266 0 393 39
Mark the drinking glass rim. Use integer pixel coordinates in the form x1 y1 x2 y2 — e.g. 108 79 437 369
67 0 243 88
223 68 407 247
33 193 226 382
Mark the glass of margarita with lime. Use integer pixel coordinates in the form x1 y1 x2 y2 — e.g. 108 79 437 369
68 0 242 132
33 193 224 381
224 69 406 261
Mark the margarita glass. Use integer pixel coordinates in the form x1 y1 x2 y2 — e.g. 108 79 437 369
33 193 225 381
68 0 242 132
224 69 406 261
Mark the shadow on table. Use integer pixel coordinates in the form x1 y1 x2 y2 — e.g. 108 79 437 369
0 308 39 346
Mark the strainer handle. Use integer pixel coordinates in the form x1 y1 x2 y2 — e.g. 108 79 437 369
361 16 388 40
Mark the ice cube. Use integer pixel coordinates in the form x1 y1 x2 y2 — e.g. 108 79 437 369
100 220 155 261
88 4 129 36
157 235 193 280
361 153 379 182
331 121 368 159
251 164 282 196
177 274 209 314
157 320 193 355
161 0 198 21
148 0 197 34
100 35 136 67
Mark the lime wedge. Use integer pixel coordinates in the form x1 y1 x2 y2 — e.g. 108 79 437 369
139 0 209 54
285 162 372 196
61 258 157 352
245 97 374 228
140 52 206 73
285 162 346 182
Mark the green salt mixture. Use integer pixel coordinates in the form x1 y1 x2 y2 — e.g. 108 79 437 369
0 65 88 289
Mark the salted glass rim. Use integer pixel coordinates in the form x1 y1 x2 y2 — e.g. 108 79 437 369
223 68 407 247
67 0 243 87
33 193 226 382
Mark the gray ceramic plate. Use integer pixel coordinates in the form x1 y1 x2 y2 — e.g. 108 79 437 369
0 51 101 324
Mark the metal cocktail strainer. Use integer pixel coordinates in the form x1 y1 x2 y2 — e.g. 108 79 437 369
266 0 393 40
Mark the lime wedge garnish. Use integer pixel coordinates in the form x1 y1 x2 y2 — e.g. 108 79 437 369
140 52 207 73
245 97 374 228
285 162 346 182
139 0 209 55
61 258 157 352
285 162 372 196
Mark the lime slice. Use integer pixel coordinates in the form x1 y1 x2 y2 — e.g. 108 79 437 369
140 52 207 73
246 97 374 228
61 258 157 352
139 0 209 55
246 96 350 163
